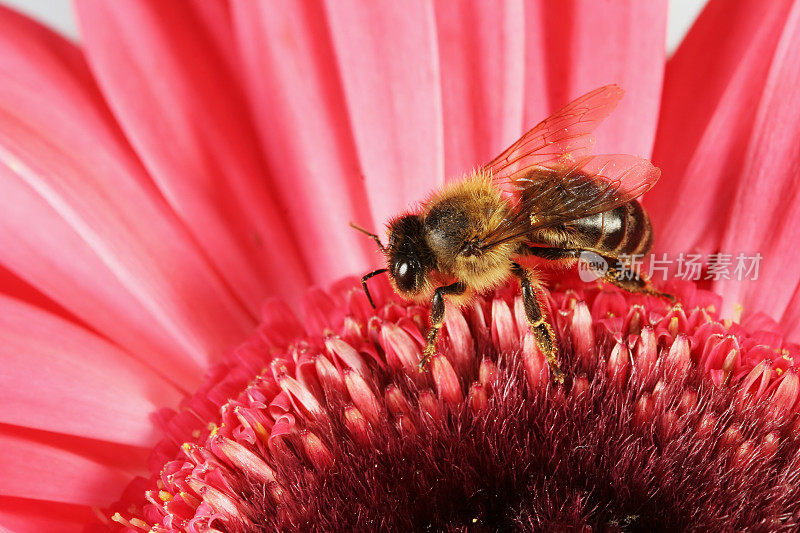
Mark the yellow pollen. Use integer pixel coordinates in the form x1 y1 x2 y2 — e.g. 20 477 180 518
733 303 744 323
254 423 269 441
159 490 172 502
706 305 716 313
776 367 784 376
668 316 679 336
208 422 218 434
130 518 149 529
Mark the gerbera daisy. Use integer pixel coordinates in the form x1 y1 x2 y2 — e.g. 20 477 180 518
0 0 798 531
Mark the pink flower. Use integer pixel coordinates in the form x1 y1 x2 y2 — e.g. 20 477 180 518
0 1 798 531
103 279 800 531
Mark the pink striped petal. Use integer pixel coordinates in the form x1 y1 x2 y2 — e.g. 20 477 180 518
0 264 75 323
0 498 88 533
714 2 800 327
434 0 525 179
648 0 793 254
0 7 252 386
0 295 181 445
524 1 667 157
232 1 377 282
322 0 444 226
782 285 800 343
0 171 201 385
0 426 143 506
75 0 310 308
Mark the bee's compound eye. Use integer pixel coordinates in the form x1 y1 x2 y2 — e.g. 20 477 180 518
397 261 409 277
392 260 418 292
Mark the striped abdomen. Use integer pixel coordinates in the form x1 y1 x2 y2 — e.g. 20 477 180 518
564 200 653 258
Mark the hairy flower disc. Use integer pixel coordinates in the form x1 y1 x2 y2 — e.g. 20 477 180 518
99 275 800 532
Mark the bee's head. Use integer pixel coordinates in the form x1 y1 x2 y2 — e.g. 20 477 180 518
386 215 434 294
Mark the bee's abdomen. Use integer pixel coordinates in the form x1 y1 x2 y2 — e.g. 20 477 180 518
567 201 653 258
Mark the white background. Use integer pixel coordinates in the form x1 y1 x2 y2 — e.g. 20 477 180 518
2 0 708 56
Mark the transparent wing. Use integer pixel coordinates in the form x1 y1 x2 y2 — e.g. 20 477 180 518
483 84 624 184
478 155 661 250
473 84 660 252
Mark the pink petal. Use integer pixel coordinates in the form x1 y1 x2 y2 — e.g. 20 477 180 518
0 498 88 533
714 1 800 327
648 0 793 254
0 426 143 506
0 170 205 386
524 1 667 157
434 0 525 179
322 0 444 226
0 264 76 323
0 295 182 445
0 7 253 386
75 0 311 308
782 285 800 343
231 1 377 282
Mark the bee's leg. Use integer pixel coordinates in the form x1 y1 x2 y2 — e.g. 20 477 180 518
511 262 564 383
601 255 675 302
360 268 388 308
521 245 674 303
419 281 467 371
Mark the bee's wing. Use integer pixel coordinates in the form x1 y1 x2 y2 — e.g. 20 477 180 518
474 84 661 252
477 155 661 251
483 84 624 183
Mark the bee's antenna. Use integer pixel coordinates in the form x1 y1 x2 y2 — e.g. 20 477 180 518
350 222 386 252
360 268 388 308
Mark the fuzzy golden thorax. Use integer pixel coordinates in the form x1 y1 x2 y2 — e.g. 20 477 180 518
383 173 517 305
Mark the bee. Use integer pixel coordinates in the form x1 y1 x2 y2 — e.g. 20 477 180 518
353 85 672 381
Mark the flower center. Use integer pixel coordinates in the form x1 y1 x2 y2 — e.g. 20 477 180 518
104 275 800 531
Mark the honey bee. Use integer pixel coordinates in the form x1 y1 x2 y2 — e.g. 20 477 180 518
353 85 672 381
